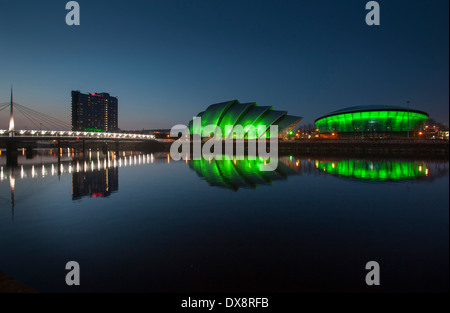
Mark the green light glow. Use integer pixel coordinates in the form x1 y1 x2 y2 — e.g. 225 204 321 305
189 156 298 190
316 160 428 181
315 110 428 134
189 101 302 139
85 128 103 132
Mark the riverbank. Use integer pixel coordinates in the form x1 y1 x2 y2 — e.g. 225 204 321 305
5 139 447 159
277 140 449 158
0 272 38 293
159 139 449 159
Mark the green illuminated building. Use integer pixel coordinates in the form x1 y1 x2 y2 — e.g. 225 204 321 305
188 100 302 139
315 105 428 137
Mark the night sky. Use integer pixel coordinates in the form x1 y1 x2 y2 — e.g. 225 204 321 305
0 0 448 130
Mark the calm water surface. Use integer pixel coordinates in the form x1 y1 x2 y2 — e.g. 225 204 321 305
0 150 448 292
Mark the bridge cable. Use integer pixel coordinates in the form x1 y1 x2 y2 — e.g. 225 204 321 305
14 103 71 130
15 104 68 131
0 104 10 112
14 105 43 129
14 103 71 129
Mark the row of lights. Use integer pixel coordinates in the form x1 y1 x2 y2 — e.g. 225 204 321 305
0 153 161 181
0 129 155 139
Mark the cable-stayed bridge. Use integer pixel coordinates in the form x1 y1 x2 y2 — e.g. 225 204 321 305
0 89 158 166
0 97 155 140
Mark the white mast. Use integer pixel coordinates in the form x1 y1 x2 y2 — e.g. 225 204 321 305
9 86 15 136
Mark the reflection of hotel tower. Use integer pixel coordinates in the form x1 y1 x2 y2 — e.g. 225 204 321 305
72 167 119 200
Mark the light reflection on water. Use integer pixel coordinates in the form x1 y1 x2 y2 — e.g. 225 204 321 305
1 150 446 190
0 149 448 292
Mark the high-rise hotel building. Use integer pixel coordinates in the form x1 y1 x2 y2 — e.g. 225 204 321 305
71 91 118 131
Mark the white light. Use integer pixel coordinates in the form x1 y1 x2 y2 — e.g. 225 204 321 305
9 173 15 191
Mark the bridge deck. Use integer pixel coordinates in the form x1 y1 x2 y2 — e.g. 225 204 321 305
0 129 156 141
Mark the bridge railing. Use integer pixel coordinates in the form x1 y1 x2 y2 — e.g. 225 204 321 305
0 129 155 140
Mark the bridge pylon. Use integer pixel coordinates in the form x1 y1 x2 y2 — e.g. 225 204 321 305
9 86 15 137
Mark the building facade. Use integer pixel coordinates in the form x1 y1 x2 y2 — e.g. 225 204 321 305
188 100 303 140
71 91 118 131
315 105 429 138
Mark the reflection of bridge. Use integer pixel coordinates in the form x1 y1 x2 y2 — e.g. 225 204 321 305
0 151 168 219
1 152 447 220
0 88 156 166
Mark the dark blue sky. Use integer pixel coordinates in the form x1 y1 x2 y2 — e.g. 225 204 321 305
0 0 448 129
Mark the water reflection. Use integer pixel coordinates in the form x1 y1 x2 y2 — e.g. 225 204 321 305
72 168 119 200
314 159 440 182
0 150 168 215
1 151 448 203
188 156 299 191
0 150 448 292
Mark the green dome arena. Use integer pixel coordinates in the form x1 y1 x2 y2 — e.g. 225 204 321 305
315 105 429 138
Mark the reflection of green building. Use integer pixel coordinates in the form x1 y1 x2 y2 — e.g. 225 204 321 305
189 156 299 190
316 160 428 181
315 105 428 137
188 100 302 139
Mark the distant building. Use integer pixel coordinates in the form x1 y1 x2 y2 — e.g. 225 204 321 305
71 91 118 131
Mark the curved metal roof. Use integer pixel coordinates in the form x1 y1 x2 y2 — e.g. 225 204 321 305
201 100 238 129
316 105 429 122
190 100 302 138
218 102 256 136
273 115 304 133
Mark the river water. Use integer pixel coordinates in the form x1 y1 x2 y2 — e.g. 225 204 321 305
0 150 448 292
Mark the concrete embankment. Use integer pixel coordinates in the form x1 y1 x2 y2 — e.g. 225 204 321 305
0 272 38 293
159 140 449 159
11 139 447 159
277 140 449 158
